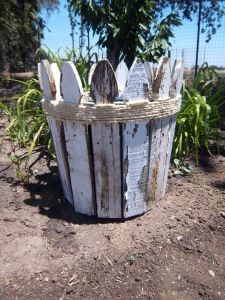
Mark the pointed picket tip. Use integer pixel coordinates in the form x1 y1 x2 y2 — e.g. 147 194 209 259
51 63 61 98
61 61 83 104
152 57 171 99
88 63 97 85
171 59 184 96
39 59 56 100
143 61 153 88
124 57 149 102
90 59 118 104
115 60 129 93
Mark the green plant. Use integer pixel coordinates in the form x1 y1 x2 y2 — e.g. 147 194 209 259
169 159 192 177
36 45 96 90
71 0 181 69
0 78 51 181
173 64 225 164
1 46 93 181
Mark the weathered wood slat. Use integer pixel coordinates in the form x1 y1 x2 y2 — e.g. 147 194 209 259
147 118 162 201
162 60 184 194
115 61 129 95
147 58 172 201
39 60 73 204
88 63 97 85
50 63 61 98
171 59 184 97
143 61 153 88
122 58 150 218
124 58 149 101
61 61 96 216
90 60 122 218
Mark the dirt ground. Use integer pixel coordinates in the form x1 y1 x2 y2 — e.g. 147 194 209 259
0 118 225 300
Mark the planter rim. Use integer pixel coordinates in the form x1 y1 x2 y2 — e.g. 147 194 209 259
42 95 181 124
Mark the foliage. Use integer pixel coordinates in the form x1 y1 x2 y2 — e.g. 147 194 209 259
169 159 192 177
70 0 181 69
0 0 59 72
36 45 97 90
0 47 93 181
173 64 225 164
154 0 225 42
0 78 51 181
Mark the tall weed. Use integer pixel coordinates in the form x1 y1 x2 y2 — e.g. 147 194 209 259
173 63 225 164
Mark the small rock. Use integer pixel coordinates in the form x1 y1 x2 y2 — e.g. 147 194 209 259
3 217 16 222
220 212 225 219
50 250 62 259
208 270 215 277
197 243 205 253
43 277 49 282
209 190 214 197
182 241 193 252
177 236 183 241
66 286 74 294
52 277 57 284
69 227 77 235
209 224 216 231
168 223 175 229
185 213 194 219
55 227 63 234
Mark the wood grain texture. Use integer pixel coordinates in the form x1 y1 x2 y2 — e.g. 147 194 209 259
61 61 96 216
160 60 184 196
115 61 129 95
152 57 171 99
122 59 150 218
171 60 184 97
149 57 174 201
40 60 55 99
124 58 149 101
61 61 83 104
39 60 73 204
88 63 97 85
143 61 153 88
90 60 118 104
90 60 122 218
162 114 177 194
50 63 61 98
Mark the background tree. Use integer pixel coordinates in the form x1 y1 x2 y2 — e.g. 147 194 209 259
0 0 59 73
71 0 181 69
154 0 225 42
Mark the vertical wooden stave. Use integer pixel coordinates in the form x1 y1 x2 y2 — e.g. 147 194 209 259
122 58 150 218
162 59 184 194
115 61 129 96
88 63 97 86
39 60 73 204
90 60 122 218
148 57 172 201
61 61 96 216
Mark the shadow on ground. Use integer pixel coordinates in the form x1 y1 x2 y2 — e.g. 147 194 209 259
23 166 130 225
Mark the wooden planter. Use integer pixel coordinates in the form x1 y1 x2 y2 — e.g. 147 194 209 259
39 57 184 219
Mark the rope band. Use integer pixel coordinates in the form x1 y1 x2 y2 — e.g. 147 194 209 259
42 96 181 124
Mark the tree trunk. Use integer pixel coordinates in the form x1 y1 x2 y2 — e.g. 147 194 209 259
106 46 119 71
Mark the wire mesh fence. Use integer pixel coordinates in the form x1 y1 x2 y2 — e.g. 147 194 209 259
170 13 225 80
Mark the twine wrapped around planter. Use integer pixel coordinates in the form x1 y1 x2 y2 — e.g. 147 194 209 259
42 95 181 124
